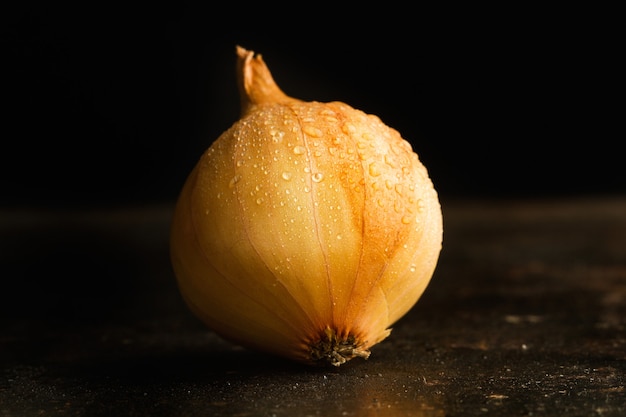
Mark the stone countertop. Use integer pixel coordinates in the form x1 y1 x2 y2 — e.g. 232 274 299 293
1 197 625 416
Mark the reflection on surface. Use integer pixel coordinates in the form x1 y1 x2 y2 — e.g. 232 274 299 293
168 349 448 417
348 372 446 417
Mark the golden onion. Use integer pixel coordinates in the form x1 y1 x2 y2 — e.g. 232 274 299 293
170 46 443 366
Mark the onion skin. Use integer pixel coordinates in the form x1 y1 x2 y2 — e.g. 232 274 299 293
170 46 443 366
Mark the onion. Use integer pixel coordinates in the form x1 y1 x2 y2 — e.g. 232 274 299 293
170 46 443 366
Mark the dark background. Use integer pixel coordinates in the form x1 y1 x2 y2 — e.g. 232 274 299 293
2 4 623 208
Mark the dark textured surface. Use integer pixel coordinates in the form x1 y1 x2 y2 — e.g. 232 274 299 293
1 198 625 416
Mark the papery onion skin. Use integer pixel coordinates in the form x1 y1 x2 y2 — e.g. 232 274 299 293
170 46 443 366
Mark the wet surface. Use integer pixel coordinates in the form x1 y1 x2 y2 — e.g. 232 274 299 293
1 198 625 416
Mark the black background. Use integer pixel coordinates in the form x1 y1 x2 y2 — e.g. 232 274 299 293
2 4 623 208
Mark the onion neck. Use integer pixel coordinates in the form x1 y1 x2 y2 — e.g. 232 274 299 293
236 46 297 116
